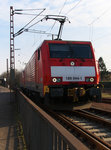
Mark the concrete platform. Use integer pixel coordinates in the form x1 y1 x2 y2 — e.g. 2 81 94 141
0 86 18 150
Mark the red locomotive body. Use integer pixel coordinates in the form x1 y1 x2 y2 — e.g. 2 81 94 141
21 40 101 102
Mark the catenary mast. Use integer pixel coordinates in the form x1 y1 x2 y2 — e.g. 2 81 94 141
10 6 15 89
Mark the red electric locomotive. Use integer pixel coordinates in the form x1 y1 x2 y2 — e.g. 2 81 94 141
21 40 101 103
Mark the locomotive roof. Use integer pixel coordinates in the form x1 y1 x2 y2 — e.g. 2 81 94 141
43 40 92 43
35 40 93 53
36 40 92 52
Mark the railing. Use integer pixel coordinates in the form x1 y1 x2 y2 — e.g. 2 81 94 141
17 90 88 150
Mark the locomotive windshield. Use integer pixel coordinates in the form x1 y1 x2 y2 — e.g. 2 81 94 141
49 43 93 59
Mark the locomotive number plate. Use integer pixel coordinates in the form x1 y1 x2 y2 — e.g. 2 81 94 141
66 76 82 81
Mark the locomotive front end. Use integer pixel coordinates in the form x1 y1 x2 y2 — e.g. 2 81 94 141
43 40 101 102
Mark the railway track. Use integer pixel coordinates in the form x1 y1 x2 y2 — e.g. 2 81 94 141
102 98 111 104
83 107 111 122
43 106 111 150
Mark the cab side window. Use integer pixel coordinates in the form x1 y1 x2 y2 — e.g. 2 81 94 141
38 49 40 60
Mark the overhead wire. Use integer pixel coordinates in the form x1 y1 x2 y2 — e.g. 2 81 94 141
89 6 111 41
65 0 82 15
89 7 111 25
59 0 68 15
23 9 45 29
15 0 82 39
93 33 111 42
14 13 46 16
49 0 82 37
49 0 68 32
25 17 45 30
48 0 82 35
14 8 46 37
15 8 45 11
32 1 68 45
30 0 68 38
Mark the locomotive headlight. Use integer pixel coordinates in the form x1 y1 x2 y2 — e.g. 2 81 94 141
86 77 94 82
70 61 75 66
52 78 57 82
52 78 62 82
90 78 94 82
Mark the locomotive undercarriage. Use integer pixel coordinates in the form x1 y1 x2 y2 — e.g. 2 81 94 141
21 83 102 106
47 84 102 102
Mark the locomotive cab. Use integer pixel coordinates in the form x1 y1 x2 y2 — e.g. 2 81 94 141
41 40 101 102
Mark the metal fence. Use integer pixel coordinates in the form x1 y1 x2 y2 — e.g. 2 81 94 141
17 91 88 150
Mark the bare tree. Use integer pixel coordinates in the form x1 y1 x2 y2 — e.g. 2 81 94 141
98 57 110 81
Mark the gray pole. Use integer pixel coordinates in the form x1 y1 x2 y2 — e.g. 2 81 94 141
6 59 9 87
10 6 15 89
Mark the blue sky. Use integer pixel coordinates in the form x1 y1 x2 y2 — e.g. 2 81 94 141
0 0 111 74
